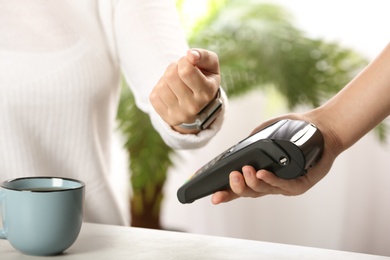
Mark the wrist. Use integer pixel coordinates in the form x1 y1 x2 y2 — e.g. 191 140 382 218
303 109 344 157
179 88 223 131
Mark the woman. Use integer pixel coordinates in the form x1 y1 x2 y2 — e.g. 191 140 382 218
0 0 227 225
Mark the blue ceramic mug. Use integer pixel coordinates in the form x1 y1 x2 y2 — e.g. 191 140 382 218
0 177 85 256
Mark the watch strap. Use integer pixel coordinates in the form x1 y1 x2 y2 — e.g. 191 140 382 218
180 88 223 130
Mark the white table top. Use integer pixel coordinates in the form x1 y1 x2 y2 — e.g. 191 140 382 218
1 222 389 260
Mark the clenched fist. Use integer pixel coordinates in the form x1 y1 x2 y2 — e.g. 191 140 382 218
150 48 221 134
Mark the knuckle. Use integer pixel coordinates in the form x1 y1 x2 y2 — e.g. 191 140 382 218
165 62 178 79
178 63 194 79
167 61 178 71
165 111 180 126
197 90 215 105
204 50 220 68
188 104 201 115
175 112 190 125
149 92 156 102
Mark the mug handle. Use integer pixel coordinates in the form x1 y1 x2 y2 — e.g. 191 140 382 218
0 190 5 239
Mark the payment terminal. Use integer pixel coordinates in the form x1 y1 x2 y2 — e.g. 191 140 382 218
177 119 324 204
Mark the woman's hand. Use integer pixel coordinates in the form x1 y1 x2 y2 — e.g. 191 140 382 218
150 48 221 134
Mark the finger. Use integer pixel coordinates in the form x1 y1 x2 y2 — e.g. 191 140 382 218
149 80 177 120
229 171 247 195
150 62 198 125
150 92 186 127
211 171 246 205
178 55 216 99
186 49 201 64
256 170 307 196
230 170 268 198
241 165 268 193
242 165 264 192
256 170 287 188
187 48 219 75
211 190 238 205
162 66 196 111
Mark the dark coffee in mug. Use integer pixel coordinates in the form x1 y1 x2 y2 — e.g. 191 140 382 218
23 187 66 192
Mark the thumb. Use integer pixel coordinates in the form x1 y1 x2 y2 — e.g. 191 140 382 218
187 49 201 64
186 48 219 75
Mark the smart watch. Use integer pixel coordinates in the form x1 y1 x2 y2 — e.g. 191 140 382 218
180 88 223 130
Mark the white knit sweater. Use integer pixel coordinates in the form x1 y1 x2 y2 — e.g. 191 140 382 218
0 0 226 225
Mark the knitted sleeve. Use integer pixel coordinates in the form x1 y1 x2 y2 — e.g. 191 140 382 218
112 0 227 149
